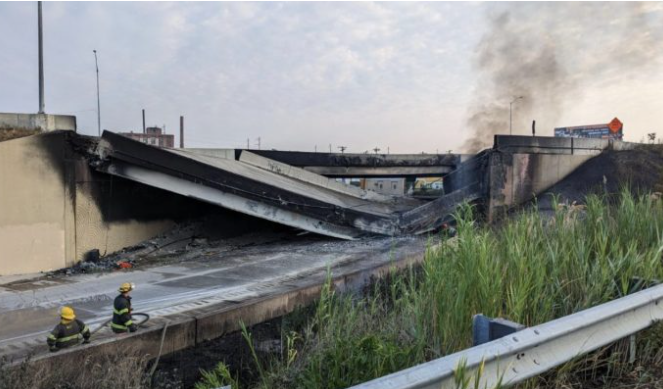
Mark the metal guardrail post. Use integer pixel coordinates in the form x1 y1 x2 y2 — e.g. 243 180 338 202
348 284 663 389
472 314 525 346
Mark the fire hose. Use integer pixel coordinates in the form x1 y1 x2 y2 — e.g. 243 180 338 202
88 312 167 381
90 312 151 336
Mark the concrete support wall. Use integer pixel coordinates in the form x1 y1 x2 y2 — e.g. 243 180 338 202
73 162 176 259
0 112 76 132
0 132 179 275
0 135 69 274
486 136 640 221
487 152 595 220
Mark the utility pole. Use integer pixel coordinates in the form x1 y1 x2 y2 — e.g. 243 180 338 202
179 116 184 148
255 137 261 150
329 144 332 153
93 50 101 136
37 1 45 114
509 96 524 135
314 145 317 152
247 138 250 149
142 109 146 133
648 133 656 144
338 146 347 153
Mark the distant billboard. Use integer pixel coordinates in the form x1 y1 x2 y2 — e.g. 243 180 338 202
554 117 623 140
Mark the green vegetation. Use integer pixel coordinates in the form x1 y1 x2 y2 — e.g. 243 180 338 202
197 190 663 389
4 191 661 389
0 348 149 389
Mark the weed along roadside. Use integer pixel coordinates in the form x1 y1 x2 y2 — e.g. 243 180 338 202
192 190 663 389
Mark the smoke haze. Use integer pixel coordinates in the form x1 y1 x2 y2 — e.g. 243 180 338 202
464 3 663 152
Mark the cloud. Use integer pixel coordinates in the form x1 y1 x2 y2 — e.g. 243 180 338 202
0 2 661 153
463 2 663 152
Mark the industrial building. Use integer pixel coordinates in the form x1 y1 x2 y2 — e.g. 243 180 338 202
119 126 174 147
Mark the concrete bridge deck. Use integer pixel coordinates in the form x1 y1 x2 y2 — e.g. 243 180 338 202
233 149 466 177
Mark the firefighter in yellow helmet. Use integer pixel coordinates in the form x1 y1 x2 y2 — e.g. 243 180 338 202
46 306 91 352
111 282 138 333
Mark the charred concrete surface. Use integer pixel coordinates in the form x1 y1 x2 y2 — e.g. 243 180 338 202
93 131 478 239
536 145 663 210
3 130 652 380
486 135 638 220
0 235 430 368
1 129 480 275
3 130 638 275
0 131 286 275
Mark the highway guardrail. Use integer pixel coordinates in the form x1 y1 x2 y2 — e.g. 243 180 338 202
348 283 663 389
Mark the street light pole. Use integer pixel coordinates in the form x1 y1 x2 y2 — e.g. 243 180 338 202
37 1 45 114
93 50 101 136
509 96 524 135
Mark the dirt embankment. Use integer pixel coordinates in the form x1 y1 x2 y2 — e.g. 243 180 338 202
538 145 663 208
0 127 42 142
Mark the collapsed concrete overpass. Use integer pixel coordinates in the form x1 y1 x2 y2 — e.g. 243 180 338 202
1 129 651 376
94 131 481 239
0 128 636 276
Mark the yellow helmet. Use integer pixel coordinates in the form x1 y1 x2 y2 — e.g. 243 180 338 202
119 282 134 293
60 306 76 321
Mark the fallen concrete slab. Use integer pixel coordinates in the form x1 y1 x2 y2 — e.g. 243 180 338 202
238 150 396 203
94 131 479 239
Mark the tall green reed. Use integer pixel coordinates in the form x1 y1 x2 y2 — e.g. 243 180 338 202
199 190 663 389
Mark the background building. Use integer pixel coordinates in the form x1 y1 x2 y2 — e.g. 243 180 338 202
363 178 406 196
119 126 174 147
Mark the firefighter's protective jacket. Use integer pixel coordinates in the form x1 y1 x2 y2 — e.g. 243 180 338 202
111 294 137 333
46 319 90 351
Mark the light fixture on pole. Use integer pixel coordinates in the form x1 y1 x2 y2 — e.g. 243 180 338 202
509 96 524 135
93 50 101 136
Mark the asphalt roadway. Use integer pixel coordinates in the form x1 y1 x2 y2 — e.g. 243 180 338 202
0 235 427 362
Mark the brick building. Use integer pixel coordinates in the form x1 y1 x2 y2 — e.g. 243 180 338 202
119 126 174 148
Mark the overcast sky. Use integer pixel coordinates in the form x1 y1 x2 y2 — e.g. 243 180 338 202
1 2 662 152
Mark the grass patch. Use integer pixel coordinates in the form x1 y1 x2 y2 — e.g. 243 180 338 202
0 126 42 142
0 347 150 389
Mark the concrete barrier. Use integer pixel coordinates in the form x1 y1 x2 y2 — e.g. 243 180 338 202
0 132 223 275
0 112 76 132
486 136 640 220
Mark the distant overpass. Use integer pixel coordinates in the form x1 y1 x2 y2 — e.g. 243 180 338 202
192 149 469 178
